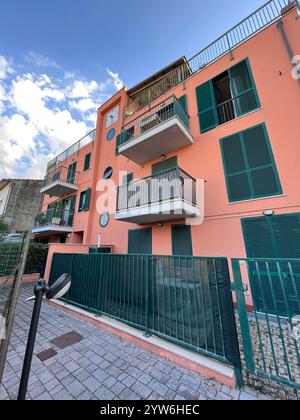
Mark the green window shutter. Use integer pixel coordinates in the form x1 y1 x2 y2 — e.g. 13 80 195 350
152 156 178 175
171 225 193 256
196 80 218 133
242 218 276 259
229 59 260 117
83 188 91 211
128 228 152 254
53 169 61 181
67 162 77 184
68 195 76 226
78 191 84 212
84 153 91 171
220 124 282 202
178 95 187 114
242 214 300 317
271 214 300 259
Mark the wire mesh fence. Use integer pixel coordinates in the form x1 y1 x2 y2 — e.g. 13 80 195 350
0 232 31 384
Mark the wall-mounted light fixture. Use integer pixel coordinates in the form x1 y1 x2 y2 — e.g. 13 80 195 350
157 222 164 227
263 210 274 217
161 155 166 160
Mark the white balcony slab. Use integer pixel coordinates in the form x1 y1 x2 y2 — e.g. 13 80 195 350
115 198 200 224
32 225 73 235
118 116 193 165
40 180 78 198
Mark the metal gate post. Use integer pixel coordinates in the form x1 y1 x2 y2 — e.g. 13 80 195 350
144 256 151 338
231 259 255 373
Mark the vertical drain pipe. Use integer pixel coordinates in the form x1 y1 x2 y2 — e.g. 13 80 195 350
277 11 300 86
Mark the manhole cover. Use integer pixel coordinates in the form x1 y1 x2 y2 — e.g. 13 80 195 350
51 331 83 350
36 348 57 362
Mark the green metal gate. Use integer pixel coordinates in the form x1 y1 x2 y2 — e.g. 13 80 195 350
49 253 242 375
232 258 300 390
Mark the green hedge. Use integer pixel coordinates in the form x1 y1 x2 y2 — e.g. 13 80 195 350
0 243 48 277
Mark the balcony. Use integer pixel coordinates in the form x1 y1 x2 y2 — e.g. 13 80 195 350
115 167 200 224
32 208 74 235
41 166 79 198
117 96 193 165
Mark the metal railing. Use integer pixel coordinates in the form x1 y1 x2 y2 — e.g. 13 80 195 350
43 166 80 188
117 167 197 212
126 66 191 116
47 129 96 172
49 253 241 369
119 96 189 150
35 208 74 228
232 257 300 389
216 98 236 125
125 0 295 117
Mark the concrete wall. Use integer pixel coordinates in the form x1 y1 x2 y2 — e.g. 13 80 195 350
1 179 43 232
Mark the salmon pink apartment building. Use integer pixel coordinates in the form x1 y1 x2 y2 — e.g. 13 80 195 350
33 1 300 267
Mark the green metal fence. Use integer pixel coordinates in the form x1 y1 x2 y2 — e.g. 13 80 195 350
49 253 241 371
232 258 300 390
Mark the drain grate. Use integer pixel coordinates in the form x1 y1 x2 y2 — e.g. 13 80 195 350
36 348 57 362
51 331 84 350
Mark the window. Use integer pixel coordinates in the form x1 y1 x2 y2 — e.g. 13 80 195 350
103 167 113 179
84 153 91 171
78 188 91 212
128 228 152 254
171 225 193 256
196 59 260 133
152 156 178 175
220 124 282 202
67 162 77 184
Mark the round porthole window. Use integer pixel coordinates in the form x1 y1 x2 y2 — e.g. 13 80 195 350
103 167 113 179
100 212 110 228
106 128 116 141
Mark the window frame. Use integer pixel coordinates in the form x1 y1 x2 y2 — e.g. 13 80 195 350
84 152 91 172
220 123 282 203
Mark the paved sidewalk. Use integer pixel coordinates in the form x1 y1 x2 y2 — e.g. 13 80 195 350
0 283 269 400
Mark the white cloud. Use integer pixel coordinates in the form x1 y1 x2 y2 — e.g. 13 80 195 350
0 55 12 79
69 98 98 112
107 69 124 91
24 51 60 69
69 80 99 99
0 53 125 179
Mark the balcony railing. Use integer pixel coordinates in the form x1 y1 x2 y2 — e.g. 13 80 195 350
43 166 79 188
118 95 190 152
34 208 74 229
47 129 96 172
117 167 197 212
125 0 295 117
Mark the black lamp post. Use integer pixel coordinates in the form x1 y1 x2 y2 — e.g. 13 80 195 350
17 274 71 401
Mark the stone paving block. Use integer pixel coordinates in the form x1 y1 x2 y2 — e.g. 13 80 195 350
1 284 271 401
148 380 169 398
94 385 115 400
131 381 152 399
67 380 86 398
177 384 200 400
118 388 141 401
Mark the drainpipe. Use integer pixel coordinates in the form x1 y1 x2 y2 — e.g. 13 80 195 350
277 17 300 86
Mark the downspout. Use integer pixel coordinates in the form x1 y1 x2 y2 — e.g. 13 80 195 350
277 7 300 86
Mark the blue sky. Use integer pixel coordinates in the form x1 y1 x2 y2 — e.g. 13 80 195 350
0 0 266 179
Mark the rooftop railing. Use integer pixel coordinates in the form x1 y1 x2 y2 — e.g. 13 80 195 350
125 0 296 117
47 129 96 172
